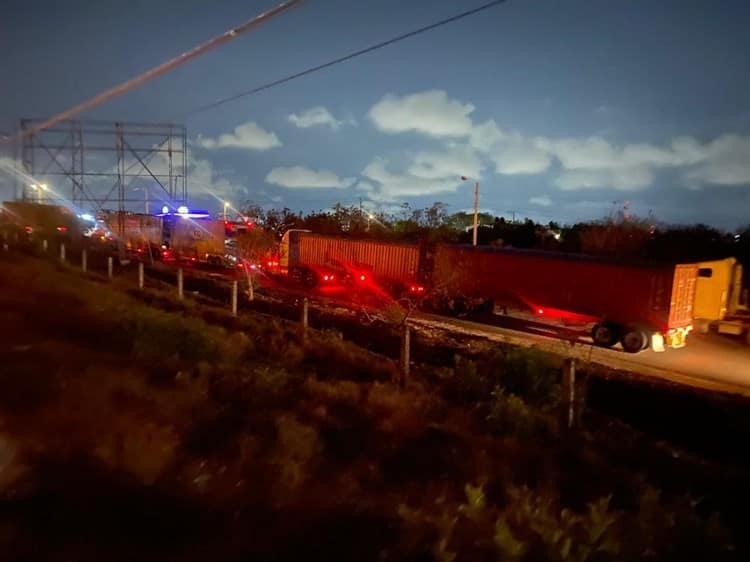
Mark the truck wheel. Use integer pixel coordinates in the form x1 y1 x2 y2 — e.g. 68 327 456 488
591 323 619 348
621 328 648 353
302 269 318 288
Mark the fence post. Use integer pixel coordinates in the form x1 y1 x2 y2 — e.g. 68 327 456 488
138 262 144 290
400 324 411 388
301 297 309 340
42 239 48 252
107 256 114 279
59 243 66 263
81 249 87 273
231 280 238 316
177 267 184 300
562 358 577 430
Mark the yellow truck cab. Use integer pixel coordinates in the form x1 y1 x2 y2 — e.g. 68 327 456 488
694 257 748 341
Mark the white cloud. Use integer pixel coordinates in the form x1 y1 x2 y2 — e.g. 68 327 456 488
683 134 750 186
288 106 353 130
364 89 750 193
189 155 245 199
368 90 475 137
529 196 553 207
493 139 552 175
408 144 483 180
554 167 654 191
196 121 281 150
362 158 462 202
355 181 375 192
265 166 355 189
470 119 505 152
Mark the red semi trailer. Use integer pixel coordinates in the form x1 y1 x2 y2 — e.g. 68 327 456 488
277 230 425 295
433 245 697 352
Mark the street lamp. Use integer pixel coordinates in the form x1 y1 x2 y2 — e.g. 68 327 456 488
223 201 230 221
461 176 479 247
30 183 47 203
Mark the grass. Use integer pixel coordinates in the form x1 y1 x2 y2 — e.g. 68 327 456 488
0 254 743 561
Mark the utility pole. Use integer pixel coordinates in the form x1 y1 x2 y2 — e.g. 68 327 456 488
506 210 516 223
462 176 480 247
473 181 479 247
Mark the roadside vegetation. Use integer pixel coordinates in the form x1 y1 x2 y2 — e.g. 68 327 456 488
236 200 750 269
0 254 742 561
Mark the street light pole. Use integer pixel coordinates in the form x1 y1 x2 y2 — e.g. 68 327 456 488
224 201 229 221
461 176 480 247
472 181 479 247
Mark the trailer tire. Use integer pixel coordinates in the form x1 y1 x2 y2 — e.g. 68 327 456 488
621 328 648 354
592 323 619 348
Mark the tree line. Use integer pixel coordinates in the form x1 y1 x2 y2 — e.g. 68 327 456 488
234 200 750 270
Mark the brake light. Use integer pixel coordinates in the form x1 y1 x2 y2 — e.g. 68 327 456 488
190 257 197 262
537 308 544 315
410 285 425 293
56 225 68 232
24 225 32 232
359 274 366 282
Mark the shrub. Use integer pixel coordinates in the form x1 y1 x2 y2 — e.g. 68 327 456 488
486 389 551 439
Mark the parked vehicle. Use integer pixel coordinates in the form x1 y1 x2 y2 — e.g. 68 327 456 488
433 245 697 352
100 210 227 266
1 201 81 244
273 231 697 352
694 257 750 343
276 230 427 293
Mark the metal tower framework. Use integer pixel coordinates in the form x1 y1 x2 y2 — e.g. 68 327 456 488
17 118 187 213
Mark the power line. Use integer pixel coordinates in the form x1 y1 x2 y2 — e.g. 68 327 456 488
0 0 303 145
182 0 510 118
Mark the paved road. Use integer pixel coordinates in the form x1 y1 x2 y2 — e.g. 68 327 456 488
410 312 750 398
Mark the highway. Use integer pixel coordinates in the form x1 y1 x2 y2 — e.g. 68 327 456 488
410 311 750 398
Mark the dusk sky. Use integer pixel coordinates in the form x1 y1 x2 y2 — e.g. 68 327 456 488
1 0 749 228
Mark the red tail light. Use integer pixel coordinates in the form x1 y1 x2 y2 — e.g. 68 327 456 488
24 225 32 232
359 274 366 282
537 308 544 315
410 285 425 293
56 225 68 232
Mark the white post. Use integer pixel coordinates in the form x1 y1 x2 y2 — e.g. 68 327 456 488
138 262 144 290
400 324 411 387
81 249 87 273
472 181 479 247
562 358 577 430
231 280 238 316
107 256 114 279
177 267 184 300
42 239 48 252
59 243 66 262
301 297 309 339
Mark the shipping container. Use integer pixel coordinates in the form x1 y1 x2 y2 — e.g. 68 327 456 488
433 245 697 352
286 231 422 291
